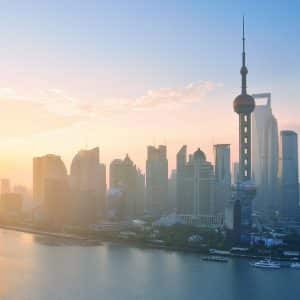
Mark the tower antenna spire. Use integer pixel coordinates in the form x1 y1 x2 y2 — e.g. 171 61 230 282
243 16 245 53
241 16 248 94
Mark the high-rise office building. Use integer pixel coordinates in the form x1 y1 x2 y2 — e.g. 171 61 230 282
278 131 299 218
136 169 146 215
70 147 106 224
214 144 231 214
146 145 168 216
168 170 177 213
33 154 69 225
176 146 215 216
193 149 215 215
109 154 144 218
232 18 256 236
252 93 279 214
176 145 187 213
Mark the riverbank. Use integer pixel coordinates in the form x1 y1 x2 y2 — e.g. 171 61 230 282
1 225 299 262
0 224 103 245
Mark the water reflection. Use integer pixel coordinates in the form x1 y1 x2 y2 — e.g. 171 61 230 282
0 229 299 300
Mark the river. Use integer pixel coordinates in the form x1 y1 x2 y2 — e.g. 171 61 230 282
0 228 299 300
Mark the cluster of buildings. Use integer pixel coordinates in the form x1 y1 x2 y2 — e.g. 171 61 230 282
29 116 299 231
1 21 299 238
227 19 300 242
33 148 106 226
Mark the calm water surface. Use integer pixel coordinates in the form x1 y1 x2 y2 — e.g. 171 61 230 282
0 228 299 300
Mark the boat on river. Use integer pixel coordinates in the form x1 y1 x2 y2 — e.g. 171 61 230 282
202 256 228 263
250 259 280 269
290 262 300 269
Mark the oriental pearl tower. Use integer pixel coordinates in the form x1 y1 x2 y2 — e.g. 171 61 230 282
233 17 255 180
232 18 256 239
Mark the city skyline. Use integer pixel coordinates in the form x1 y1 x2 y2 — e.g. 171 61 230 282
1 3 300 300
0 1 300 187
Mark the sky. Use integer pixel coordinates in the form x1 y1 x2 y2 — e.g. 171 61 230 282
0 0 300 188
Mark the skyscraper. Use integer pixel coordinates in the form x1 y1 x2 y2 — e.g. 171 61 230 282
279 131 299 218
70 147 106 225
252 93 279 214
33 154 69 225
168 170 177 213
146 145 168 216
214 144 231 214
193 149 215 215
176 145 187 213
176 146 215 216
109 154 144 218
232 18 256 235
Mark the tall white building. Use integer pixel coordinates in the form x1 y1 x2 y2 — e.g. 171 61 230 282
252 93 279 213
279 131 299 218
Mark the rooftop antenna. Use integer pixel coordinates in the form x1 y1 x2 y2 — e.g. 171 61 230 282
241 15 248 95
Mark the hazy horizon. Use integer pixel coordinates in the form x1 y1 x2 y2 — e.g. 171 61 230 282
0 1 299 187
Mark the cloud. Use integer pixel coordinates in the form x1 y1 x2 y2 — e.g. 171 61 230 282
0 98 82 139
134 81 220 109
98 80 222 113
0 80 222 138
0 80 221 116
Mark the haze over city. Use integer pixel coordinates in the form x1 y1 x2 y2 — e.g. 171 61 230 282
0 1 300 187
2 1 300 300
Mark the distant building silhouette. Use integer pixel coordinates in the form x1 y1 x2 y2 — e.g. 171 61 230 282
214 144 231 214
109 154 144 218
13 185 31 213
33 154 69 225
0 192 22 216
70 147 106 225
168 170 177 213
176 146 215 216
252 93 279 214
176 145 188 214
1 179 11 194
146 145 168 216
193 149 215 215
279 131 299 218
